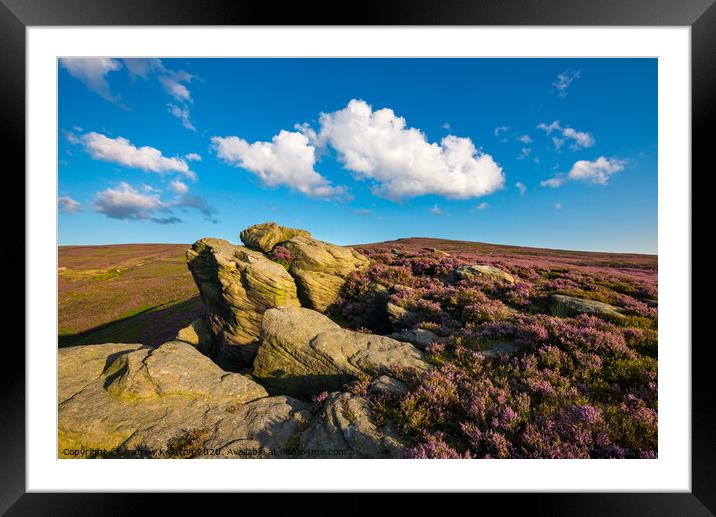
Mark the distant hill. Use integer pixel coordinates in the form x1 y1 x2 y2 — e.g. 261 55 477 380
355 237 657 270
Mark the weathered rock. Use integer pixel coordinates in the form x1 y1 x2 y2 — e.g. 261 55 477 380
389 328 439 351
423 247 450 257
253 307 429 398
370 375 408 396
239 222 311 253
283 235 369 312
480 341 517 357
550 294 624 319
300 392 406 458
353 283 392 334
452 264 515 284
58 342 313 458
175 317 215 357
386 302 428 330
186 238 300 369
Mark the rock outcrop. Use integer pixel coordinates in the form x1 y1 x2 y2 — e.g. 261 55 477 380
58 341 316 457
386 301 428 330
452 264 515 284
239 221 369 312
300 392 406 458
174 317 215 357
550 294 624 319
389 328 439 351
240 222 310 253
370 375 408 396
283 235 369 312
186 238 300 369
253 307 429 398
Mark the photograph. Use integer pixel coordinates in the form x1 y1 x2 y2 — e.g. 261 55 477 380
56 57 659 460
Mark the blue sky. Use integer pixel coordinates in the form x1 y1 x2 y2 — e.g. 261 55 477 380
58 58 657 254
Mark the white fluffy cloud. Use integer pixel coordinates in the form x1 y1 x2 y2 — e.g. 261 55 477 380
537 121 594 150
93 181 217 224
78 132 196 180
312 99 504 201
58 196 81 213
185 153 202 162
211 130 347 199
60 58 123 103
94 182 171 222
541 157 625 188
562 127 595 148
553 69 580 98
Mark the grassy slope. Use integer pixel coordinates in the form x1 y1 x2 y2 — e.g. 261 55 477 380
57 239 656 348
58 244 204 347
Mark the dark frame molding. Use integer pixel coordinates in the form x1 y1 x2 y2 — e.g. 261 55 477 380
2 0 713 513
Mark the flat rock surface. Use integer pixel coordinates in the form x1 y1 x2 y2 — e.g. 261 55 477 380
58 341 313 458
550 294 623 318
453 264 515 284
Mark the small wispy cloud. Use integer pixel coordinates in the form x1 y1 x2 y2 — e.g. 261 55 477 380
515 181 527 196
430 204 445 216
494 125 510 142
538 121 595 150
167 103 196 131
517 147 532 160
541 157 625 188
169 179 189 194
475 202 489 210
554 202 563 210
58 196 81 214
352 208 372 216
59 58 125 106
517 134 532 144
553 69 580 98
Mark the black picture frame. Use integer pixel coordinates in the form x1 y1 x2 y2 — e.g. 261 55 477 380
2 0 713 513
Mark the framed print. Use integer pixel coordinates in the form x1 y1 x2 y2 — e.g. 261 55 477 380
2 0 715 512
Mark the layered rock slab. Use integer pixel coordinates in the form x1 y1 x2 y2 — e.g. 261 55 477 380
186 237 300 369
58 342 311 458
240 222 311 254
283 235 369 312
253 307 429 399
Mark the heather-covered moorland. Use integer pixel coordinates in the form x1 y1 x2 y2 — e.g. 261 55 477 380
327 241 657 459
57 232 656 459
